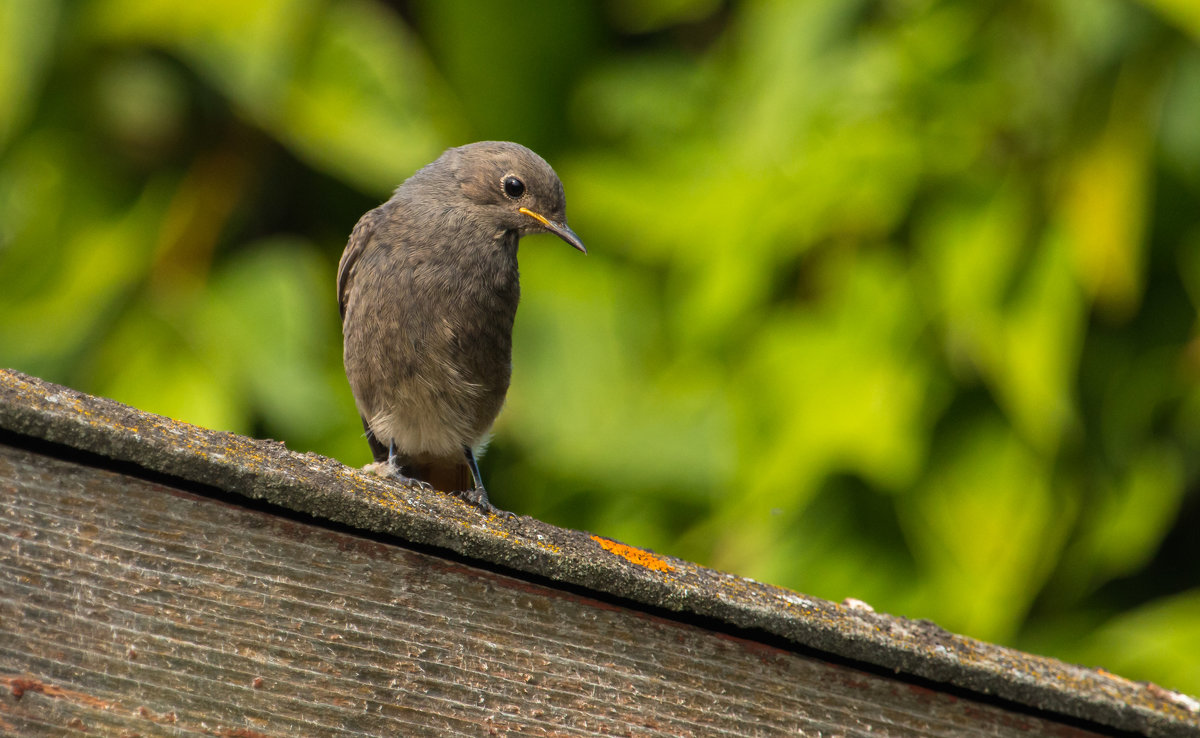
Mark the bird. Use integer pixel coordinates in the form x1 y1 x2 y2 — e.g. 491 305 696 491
337 141 586 514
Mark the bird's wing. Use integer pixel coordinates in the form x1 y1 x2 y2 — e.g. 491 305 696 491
337 206 385 321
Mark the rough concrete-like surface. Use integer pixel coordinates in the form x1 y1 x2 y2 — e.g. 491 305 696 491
2 368 1197 737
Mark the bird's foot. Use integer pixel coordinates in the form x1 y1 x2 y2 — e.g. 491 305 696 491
363 461 434 491
393 472 435 492
452 486 515 519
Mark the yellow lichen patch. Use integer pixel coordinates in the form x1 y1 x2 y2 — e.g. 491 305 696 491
591 535 674 572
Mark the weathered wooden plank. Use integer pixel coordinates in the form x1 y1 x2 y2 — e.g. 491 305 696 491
3 369 1197 738
1 442 1110 737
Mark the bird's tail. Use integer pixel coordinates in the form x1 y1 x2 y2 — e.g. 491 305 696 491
361 416 473 492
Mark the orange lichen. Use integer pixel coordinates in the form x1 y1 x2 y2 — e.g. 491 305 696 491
591 535 674 572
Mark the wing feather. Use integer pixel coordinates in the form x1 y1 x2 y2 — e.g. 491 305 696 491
337 206 385 321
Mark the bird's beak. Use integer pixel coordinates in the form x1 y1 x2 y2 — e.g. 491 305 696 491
519 207 587 254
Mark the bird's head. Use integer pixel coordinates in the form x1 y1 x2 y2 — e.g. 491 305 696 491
447 141 587 254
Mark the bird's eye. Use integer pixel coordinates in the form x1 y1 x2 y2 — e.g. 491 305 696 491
502 175 526 199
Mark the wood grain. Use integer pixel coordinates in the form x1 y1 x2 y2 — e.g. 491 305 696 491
1 442 1108 736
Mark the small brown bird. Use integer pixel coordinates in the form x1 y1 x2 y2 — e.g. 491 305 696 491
338 141 586 513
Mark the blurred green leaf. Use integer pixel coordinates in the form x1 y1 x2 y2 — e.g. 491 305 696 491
708 250 932 581
506 240 734 495
1063 588 1200 694
0 0 59 151
605 0 722 33
0 136 168 374
87 0 456 193
901 419 1078 641
1138 0 1200 38
1160 49 1200 188
197 238 341 441
1058 443 1185 600
94 307 244 433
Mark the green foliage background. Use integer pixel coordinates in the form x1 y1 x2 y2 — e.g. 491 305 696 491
3 0 1199 695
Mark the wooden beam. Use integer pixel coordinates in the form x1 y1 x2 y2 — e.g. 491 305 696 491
1 369 1197 736
0 443 1113 736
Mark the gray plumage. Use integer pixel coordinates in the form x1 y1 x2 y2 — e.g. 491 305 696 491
338 141 585 512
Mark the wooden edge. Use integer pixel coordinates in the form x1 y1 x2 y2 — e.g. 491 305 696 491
2 367 1197 737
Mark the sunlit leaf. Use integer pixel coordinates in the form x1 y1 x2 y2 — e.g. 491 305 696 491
1061 589 1200 694
1137 0 1200 39
87 0 456 193
900 419 1078 641
0 1 59 151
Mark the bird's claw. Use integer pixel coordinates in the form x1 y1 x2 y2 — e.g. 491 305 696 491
378 464 434 491
399 475 435 492
452 486 515 519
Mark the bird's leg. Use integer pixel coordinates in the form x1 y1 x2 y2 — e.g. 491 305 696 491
381 440 433 491
462 444 485 490
454 445 513 517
